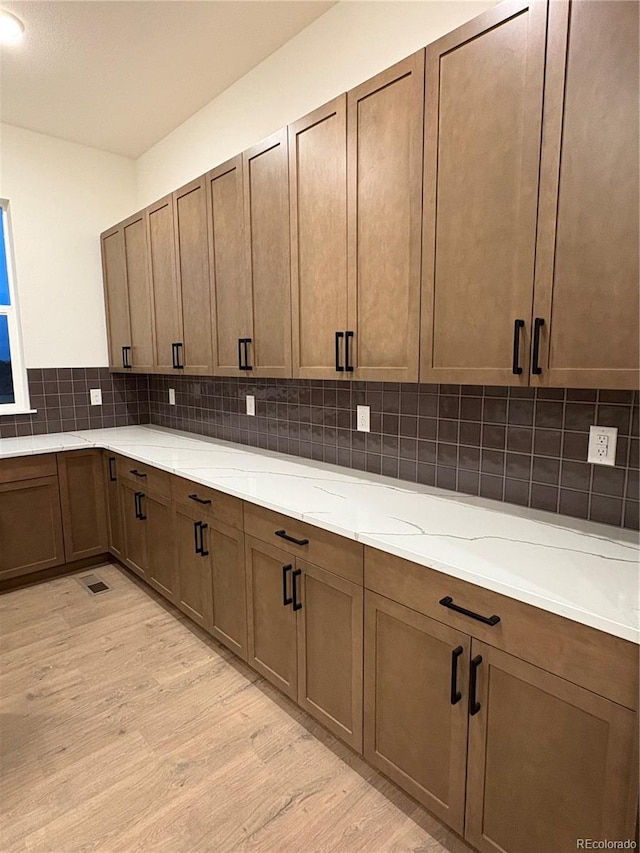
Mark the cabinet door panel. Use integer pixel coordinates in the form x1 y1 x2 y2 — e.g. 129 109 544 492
174 177 212 374
347 53 424 382
364 591 469 833
210 522 247 660
421 0 547 385
297 561 363 751
0 476 65 578
207 156 253 376
174 504 213 629
119 480 147 577
466 641 638 853
145 490 176 602
123 212 155 373
58 450 107 561
243 130 292 378
532 0 639 389
245 536 297 700
149 195 182 373
290 98 348 379
103 454 123 560
101 228 131 371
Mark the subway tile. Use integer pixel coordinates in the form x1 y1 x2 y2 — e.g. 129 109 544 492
564 403 595 432
436 466 456 490
457 469 479 496
559 489 589 520
479 474 503 500
505 453 531 481
532 456 560 486
508 400 535 427
560 460 592 492
530 483 559 513
437 442 457 467
482 424 506 450
596 404 632 435
589 494 623 526
533 428 562 458
504 478 529 507
482 398 507 424
416 462 435 486
623 500 639 530
591 465 626 498
438 419 458 443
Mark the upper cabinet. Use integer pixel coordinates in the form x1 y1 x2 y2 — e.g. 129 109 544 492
531 0 639 390
148 194 181 373
290 97 348 379
347 53 424 382
101 226 131 371
420 0 547 386
243 130 292 378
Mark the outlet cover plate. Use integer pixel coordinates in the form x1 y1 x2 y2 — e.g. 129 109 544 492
246 395 256 416
357 405 370 433
587 425 617 466
168 388 176 405
89 388 102 406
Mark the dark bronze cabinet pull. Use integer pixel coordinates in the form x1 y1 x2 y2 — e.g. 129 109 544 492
439 596 500 626
292 568 302 611
188 493 211 505
335 331 344 372
198 522 209 557
172 342 184 370
282 564 293 606
194 521 201 555
450 646 464 705
134 491 146 520
345 330 354 372
122 346 132 369
531 317 545 375
130 469 147 478
275 529 309 546
469 655 482 716
108 457 117 482
237 338 244 370
512 319 525 375
238 338 253 371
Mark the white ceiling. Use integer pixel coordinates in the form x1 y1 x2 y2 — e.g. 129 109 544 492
0 0 335 158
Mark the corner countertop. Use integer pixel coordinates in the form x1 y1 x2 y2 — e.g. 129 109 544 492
2 425 638 644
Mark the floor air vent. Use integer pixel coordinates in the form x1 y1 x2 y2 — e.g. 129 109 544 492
77 574 112 596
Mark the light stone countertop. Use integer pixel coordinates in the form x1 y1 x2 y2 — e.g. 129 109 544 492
2 424 638 643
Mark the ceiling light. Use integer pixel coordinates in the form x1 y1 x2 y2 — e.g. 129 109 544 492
0 10 24 44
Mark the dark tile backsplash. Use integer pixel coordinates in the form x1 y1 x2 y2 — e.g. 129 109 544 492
0 368 149 438
147 375 639 531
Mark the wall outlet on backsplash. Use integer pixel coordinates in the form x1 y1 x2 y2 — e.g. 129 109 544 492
357 405 370 433
246 395 256 416
89 389 102 406
168 388 176 405
587 425 617 466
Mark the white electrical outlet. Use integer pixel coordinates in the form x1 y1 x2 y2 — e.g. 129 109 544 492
168 388 176 405
246 395 256 416
89 388 102 406
357 405 370 433
587 425 617 466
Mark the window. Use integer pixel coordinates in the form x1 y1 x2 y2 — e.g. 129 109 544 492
0 201 30 413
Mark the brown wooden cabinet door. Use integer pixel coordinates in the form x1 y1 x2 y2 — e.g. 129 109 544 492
347 52 424 382
290 97 348 379
102 453 123 560
465 640 638 853
119 479 147 578
245 536 297 700
57 450 107 562
123 211 155 373
144 489 176 602
174 503 213 630
209 521 247 660
421 0 547 386
101 226 131 372
207 156 253 377
0 476 65 579
174 176 212 375
531 0 639 390
148 195 182 373
363 591 469 834
296 560 363 752
243 130 292 378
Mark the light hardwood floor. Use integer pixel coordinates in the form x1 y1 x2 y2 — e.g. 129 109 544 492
0 564 473 853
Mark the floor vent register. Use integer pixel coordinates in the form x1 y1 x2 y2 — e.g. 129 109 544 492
76 574 112 596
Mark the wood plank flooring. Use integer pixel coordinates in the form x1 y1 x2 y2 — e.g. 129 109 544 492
0 565 473 853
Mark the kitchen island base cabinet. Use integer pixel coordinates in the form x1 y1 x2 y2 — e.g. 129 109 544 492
465 641 639 853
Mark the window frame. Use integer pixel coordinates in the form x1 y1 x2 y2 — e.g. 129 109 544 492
0 199 31 415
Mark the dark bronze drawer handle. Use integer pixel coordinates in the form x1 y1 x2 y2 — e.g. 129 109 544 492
275 529 309 547
282 564 293 606
439 596 500 626
130 468 147 478
188 494 212 505
292 568 302 611
450 645 463 705
469 655 482 716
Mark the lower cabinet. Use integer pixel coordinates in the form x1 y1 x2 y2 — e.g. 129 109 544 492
174 501 213 629
245 536 364 751
144 489 176 601
103 453 124 560
57 450 107 561
119 478 148 578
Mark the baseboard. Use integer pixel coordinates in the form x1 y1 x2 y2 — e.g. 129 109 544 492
0 554 112 593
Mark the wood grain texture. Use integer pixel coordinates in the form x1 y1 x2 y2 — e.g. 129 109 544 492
173 501 213 630
421 0 547 385
289 97 348 379
122 211 155 373
0 564 473 853
119 479 147 579
171 475 243 530
148 194 182 373
532 0 640 389
465 640 639 852
347 52 424 382
0 454 57 484
144 488 176 603
103 452 124 561
57 450 107 562
0 476 65 579
100 225 131 372
209 520 247 661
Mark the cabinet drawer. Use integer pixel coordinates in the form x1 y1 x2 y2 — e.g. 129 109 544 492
171 476 243 530
119 458 171 497
244 503 363 584
0 453 57 484
365 546 638 711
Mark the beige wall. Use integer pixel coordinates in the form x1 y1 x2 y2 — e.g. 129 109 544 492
137 0 497 206
0 123 137 368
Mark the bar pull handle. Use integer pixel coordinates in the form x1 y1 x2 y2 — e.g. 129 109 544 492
129 469 147 478
335 331 344 372
188 493 212 505
172 342 184 370
512 319 524 375
469 655 482 716
198 522 209 557
532 317 545 375
108 457 117 482
292 568 302 611
450 646 464 705
136 492 146 521
238 338 244 371
243 338 253 371
439 596 500 626
345 330 354 372
122 346 132 369
134 491 142 519
194 520 201 555
275 529 309 547
282 564 293 606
